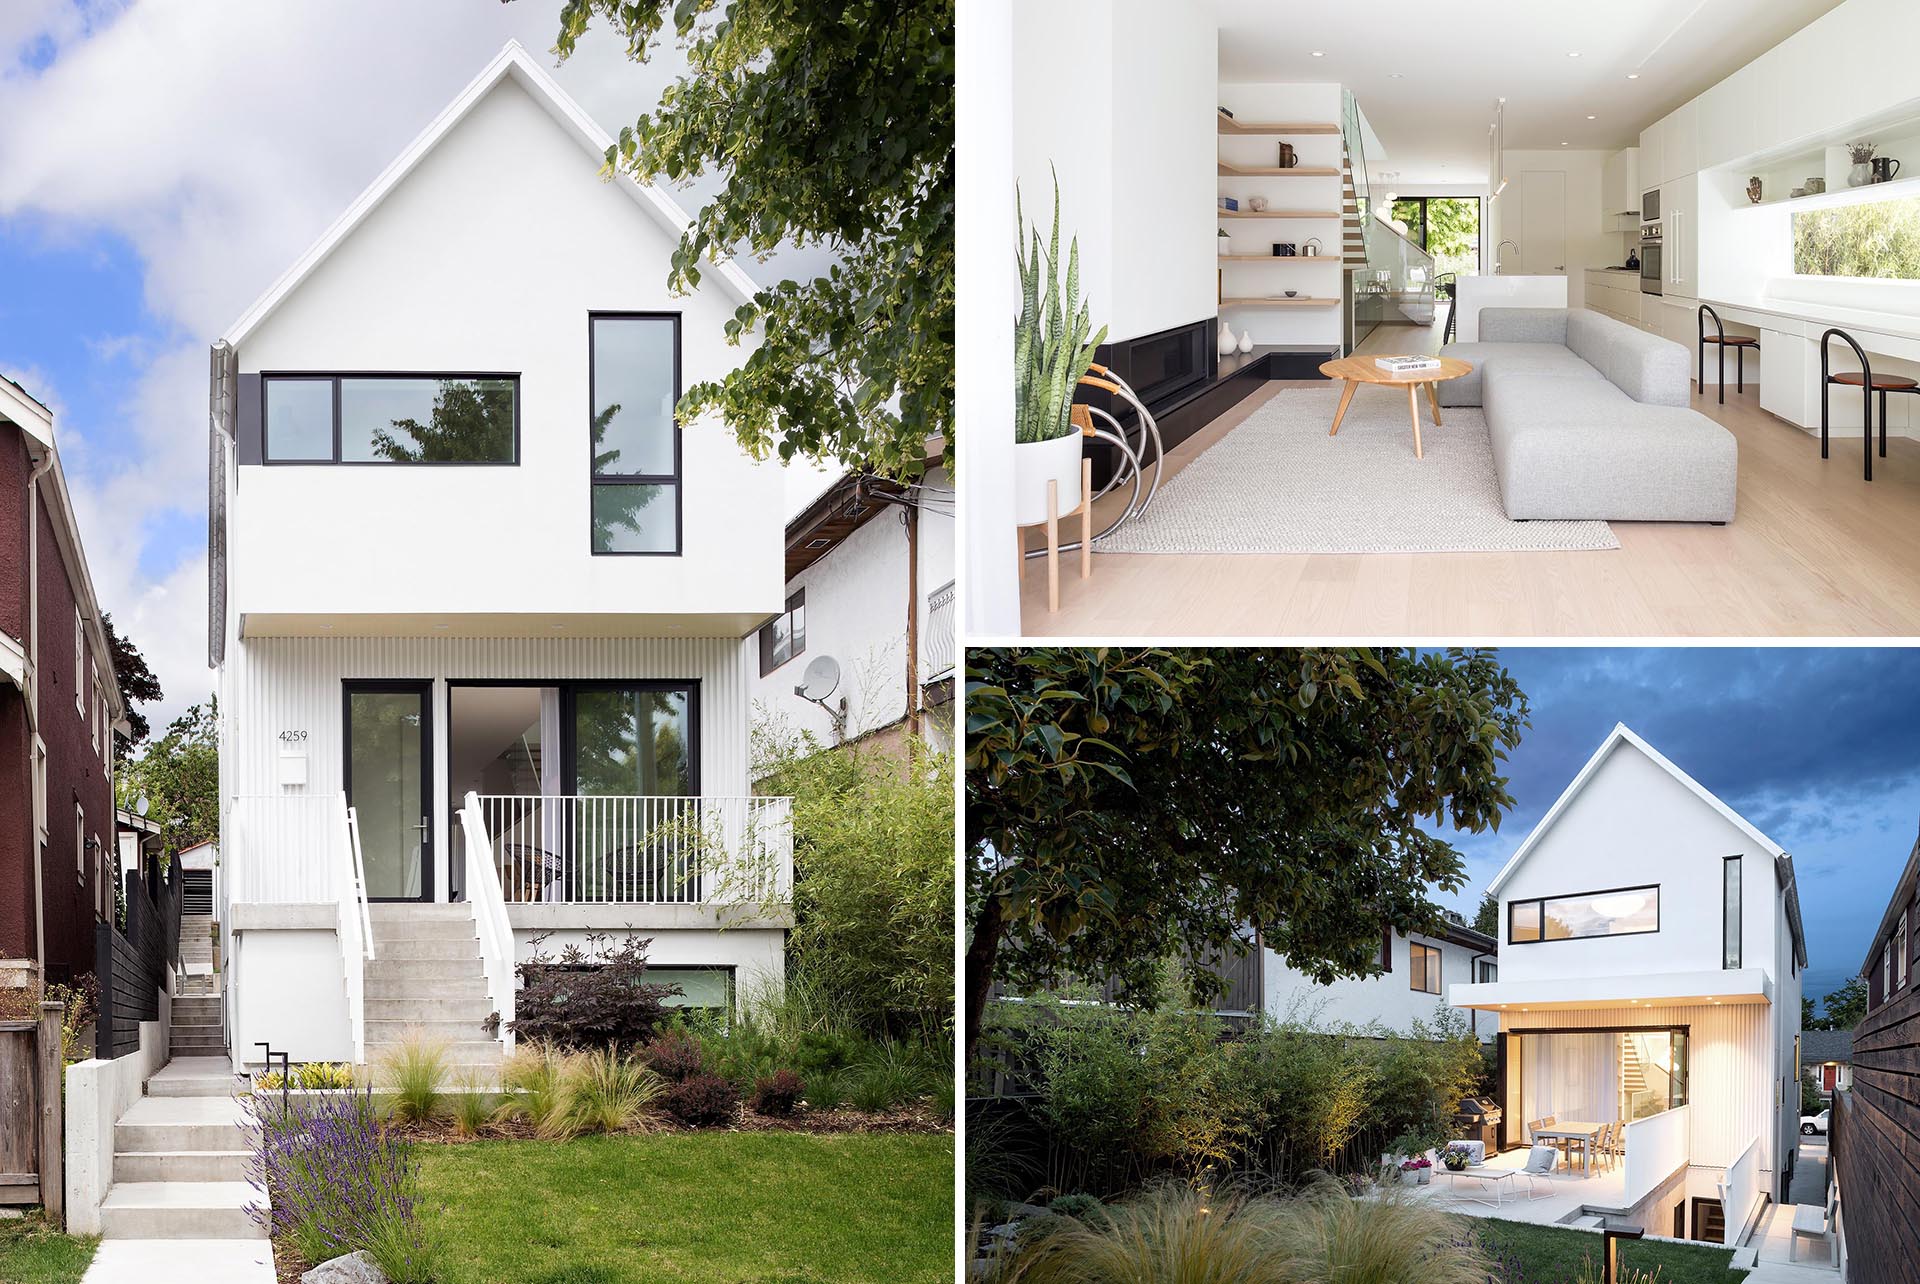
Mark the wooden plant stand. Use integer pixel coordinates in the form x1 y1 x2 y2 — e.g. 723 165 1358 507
1019 419 1094 613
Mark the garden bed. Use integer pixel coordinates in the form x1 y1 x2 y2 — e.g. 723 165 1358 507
1474 1220 1746 1284
381 1101 950 1143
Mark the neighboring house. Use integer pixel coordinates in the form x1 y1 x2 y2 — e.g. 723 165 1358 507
1453 724 1807 1246
1831 826 1920 1284
751 465 955 759
207 43 796 1074
1801 1028 1852 1097
1265 921 1499 1040
0 376 125 988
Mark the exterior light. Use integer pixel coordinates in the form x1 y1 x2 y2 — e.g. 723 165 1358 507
1603 1224 1644 1283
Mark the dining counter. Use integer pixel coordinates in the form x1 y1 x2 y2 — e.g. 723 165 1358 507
1698 289 1920 432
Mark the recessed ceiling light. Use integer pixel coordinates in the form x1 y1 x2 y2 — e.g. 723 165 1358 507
1587 115 1597 120
1627 73 1640 80
1311 50 1325 57
1388 72 1404 79
1567 51 1582 58
1561 141 1569 146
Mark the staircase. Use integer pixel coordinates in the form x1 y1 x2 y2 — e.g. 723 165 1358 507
170 973 225 1060
99 1058 259 1241
179 912 216 976
364 902 503 1074
1341 145 1368 268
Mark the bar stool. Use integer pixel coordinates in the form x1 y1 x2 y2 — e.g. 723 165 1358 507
1822 327 1920 482
1698 304 1759 405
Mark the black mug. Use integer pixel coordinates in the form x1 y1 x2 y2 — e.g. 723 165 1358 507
1872 157 1901 182
1273 242 1296 257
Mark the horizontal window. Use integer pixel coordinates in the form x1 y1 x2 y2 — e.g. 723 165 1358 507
591 483 678 554
1794 194 1920 281
1509 885 1659 944
264 374 518 464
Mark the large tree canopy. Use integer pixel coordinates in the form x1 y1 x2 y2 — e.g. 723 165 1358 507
118 699 220 861
100 613 162 759
531 0 954 480
964 648 1530 1055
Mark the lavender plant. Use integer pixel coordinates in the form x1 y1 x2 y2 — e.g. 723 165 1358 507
243 1086 439 1282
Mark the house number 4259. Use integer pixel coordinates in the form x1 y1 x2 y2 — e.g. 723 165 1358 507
278 730 308 743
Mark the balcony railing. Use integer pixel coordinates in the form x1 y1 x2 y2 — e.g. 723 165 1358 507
925 579 956 683
463 794 792 906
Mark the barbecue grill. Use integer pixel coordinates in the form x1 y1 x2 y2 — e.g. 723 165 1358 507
1454 1095 1502 1152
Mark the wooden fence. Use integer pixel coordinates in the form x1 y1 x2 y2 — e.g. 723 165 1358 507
0 1003 65 1219
1833 976 1920 1284
96 858 181 1061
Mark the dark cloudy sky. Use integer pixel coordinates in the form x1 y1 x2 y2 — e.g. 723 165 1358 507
1437 647 1920 1017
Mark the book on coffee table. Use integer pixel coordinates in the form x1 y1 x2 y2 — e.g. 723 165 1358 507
1375 356 1442 374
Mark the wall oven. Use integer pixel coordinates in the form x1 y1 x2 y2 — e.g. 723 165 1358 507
1642 187 1661 223
1640 227 1663 296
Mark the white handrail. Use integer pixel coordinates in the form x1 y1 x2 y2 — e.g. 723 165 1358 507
334 795 372 1064
345 804 375 962
460 791 516 1052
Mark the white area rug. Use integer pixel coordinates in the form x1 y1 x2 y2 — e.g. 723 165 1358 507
1096 386 1619 555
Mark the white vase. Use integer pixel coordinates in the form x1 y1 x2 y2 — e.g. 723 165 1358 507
1218 319 1237 353
1013 432 1085 527
1238 332 1254 354
1850 162 1872 188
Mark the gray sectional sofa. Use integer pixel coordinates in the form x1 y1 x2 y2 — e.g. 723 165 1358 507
1439 307 1737 524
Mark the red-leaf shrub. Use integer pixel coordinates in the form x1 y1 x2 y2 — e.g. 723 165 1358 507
751 1069 805 1118
643 1031 706 1081
665 1073 740 1127
505 932 681 1052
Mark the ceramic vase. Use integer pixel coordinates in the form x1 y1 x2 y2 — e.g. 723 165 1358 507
1012 433 1085 527
1218 319 1236 353
1850 162 1872 188
1237 332 1253 354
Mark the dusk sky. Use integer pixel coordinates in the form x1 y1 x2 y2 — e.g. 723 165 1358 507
1437 647 1920 1016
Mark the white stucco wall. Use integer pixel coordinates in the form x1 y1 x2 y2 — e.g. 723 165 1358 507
1264 930 1496 1039
1496 742 1783 988
230 72 783 624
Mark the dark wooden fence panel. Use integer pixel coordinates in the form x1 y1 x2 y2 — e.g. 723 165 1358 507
95 859 181 1061
1834 980 1920 1284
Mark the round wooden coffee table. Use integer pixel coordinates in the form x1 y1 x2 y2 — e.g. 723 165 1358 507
1318 355 1474 458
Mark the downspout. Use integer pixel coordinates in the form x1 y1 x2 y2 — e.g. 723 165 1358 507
25 449 53 979
903 497 920 737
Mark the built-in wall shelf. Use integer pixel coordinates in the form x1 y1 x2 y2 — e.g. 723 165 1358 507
1218 255 1343 262
1220 296 1339 308
1217 209 1342 219
1735 171 1920 214
1219 162 1342 177
1217 111 1342 136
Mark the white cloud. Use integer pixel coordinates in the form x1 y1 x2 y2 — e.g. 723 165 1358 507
0 0 838 725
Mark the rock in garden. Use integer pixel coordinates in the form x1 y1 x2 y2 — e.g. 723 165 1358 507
302 1251 389 1284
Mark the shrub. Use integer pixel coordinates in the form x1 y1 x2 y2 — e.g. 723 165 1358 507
507 932 681 1052
751 1069 805 1117
851 1041 931 1112
376 1033 450 1124
643 1031 707 1081
805 1068 848 1111
664 1072 740 1127
450 1070 496 1138
294 1062 356 1090
560 1046 664 1135
1049 1193 1105 1223
243 1086 438 1282
499 1042 569 1136
0 974 99 1062
255 1070 286 1092
1268 1180 1493 1284
791 1029 865 1076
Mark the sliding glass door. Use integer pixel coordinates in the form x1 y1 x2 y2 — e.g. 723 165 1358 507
564 683 699 901
344 681 432 902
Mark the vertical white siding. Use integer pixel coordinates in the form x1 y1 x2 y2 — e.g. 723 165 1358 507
1500 1002 1775 1183
222 634 752 900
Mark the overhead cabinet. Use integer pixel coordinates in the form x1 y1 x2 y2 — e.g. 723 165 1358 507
1603 147 1641 217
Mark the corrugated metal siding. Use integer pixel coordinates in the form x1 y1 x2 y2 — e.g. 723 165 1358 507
221 635 753 897
1501 1003 1775 1180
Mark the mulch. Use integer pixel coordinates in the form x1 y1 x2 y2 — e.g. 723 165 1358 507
384 1101 950 1144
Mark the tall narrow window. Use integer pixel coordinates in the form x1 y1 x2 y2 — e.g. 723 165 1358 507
589 314 681 554
1722 856 1741 969
1899 910 1910 991
757 591 806 675
1409 941 1441 994
1884 940 1893 1001
74 803 85 883
73 610 84 714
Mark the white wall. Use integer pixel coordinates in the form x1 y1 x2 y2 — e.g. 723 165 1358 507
1497 741 1781 987
232 73 784 625
232 925 351 1066
65 1000 170 1234
1012 0 1216 344
1498 149 1627 309
1264 930 1494 1039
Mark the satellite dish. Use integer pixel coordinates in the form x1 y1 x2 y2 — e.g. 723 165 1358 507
794 655 841 702
135 795 150 817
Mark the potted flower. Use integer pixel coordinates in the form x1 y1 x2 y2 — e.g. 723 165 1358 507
1442 1145 1473 1172
1400 1156 1433 1185
1014 175 1106 527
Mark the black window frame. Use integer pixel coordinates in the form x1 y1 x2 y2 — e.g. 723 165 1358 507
260 372 522 465
1409 940 1441 994
757 590 807 676
1723 856 1742 970
587 311 683 557
558 679 702 797
1507 883 1661 945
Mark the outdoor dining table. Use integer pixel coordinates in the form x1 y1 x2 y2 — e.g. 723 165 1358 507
1531 1121 1606 1175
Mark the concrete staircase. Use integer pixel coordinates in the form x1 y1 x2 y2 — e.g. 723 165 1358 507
170 972 225 1060
364 902 502 1074
99 1058 261 1241
180 912 216 976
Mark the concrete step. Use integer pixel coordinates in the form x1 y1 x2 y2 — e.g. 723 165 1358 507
366 939 484 962
365 959 485 982
115 1097 248 1153
367 918 479 943
365 977 488 1001
170 1021 224 1036
368 903 475 921
83 1239 277 1281
171 1004 222 1019
367 1039 503 1067
365 998 494 1024
366 1019 496 1044
99 1182 266 1240
147 1059 243 1099
113 1149 252 1183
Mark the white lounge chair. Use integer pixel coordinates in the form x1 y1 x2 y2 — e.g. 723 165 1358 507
1790 1186 1837 1263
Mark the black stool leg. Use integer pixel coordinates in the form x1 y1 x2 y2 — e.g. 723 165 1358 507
1738 346 1746 394
1822 377 1830 458
1719 343 1726 405
1866 390 1875 482
1880 389 1889 457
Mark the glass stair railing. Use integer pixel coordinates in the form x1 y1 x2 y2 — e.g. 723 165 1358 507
1341 89 1438 350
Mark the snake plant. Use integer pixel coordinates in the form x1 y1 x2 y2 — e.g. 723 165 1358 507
1014 174 1107 444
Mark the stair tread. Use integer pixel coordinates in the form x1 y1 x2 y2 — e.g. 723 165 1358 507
122 1097 248 1125
102 1181 259 1209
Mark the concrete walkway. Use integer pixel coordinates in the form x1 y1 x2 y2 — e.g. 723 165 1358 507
82 1239 276 1284
1739 1137 1838 1279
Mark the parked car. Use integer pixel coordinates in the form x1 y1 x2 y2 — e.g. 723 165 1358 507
1800 1108 1830 1136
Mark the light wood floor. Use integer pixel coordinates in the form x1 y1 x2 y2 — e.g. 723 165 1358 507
1020 312 1920 637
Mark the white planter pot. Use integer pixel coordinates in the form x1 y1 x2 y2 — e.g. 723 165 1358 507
1414 1168 1431 1186
1013 432 1085 526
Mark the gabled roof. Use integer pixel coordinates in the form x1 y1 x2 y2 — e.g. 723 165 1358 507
1486 723 1806 969
1802 1028 1854 1062
221 40 757 348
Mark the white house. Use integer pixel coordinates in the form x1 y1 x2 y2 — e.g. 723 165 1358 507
749 467 955 758
206 42 797 1076
1263 922 1499 1041
1451 724 1806 1247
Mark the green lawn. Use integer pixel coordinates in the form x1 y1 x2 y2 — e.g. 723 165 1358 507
416 1132 953 1284
0 1213 97 1284
1475 1219 1745 1284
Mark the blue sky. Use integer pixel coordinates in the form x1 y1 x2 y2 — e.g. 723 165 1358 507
0 2 835 728
1440 647 1920 1016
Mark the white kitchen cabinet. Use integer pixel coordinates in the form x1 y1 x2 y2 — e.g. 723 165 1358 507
1661 176 1698 296
1698 63 1759 172
1759 326 1814 427
1663 100 1698 183
1602 148 1641 218
1639 121 1664 197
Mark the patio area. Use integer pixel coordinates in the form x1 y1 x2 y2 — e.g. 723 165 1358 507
1404 1145 1631 1228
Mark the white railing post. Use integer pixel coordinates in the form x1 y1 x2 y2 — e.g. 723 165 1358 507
335 795 371 1066
460 791 516 1052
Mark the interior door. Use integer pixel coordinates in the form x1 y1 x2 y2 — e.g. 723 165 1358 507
1517 171 1566 274
345 681 432 902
